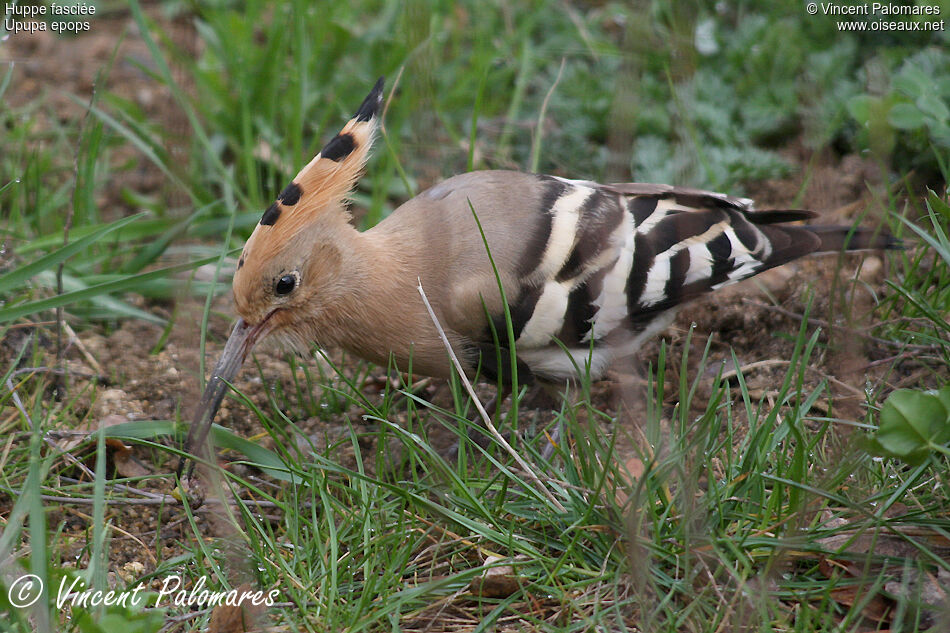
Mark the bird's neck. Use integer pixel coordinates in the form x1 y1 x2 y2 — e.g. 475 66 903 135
318 225 433 370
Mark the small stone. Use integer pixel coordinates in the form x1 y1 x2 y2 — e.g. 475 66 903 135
856 256 883 284
118 561 145 582
472 555 521 598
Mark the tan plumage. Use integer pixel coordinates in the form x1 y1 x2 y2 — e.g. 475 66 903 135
179 78 897 471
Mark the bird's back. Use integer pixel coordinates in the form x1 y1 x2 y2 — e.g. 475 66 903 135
369 169 892 384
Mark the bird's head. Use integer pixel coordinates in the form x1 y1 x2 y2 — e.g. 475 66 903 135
233 76 384 339
180 78 385 473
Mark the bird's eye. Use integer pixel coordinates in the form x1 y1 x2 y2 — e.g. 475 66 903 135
274 273 298 296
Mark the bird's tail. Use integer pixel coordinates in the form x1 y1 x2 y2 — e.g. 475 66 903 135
806 225 903 253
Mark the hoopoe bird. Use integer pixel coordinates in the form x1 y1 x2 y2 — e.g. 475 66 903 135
180 77 897 471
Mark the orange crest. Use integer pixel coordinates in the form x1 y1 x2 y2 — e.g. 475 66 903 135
236 77 385 270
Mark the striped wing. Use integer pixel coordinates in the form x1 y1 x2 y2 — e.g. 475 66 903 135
475 176 821 382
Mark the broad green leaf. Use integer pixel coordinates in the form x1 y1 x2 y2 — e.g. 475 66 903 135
936 385 950 415
875 389 950 460
893 70 929 99
932 125 950 148
846 94 874 123
887 103 926 131
917 92 950 122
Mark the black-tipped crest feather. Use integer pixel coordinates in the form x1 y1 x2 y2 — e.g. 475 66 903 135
355 77 385 122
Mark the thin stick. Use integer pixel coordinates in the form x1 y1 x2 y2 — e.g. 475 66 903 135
31 493 287 509
416 279 566 512
62 321 103 375
529 58 565 173
12 366 102 380
5 378 34 431
718 358 865 398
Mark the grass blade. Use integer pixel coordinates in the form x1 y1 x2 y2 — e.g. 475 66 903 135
0 213 144 294
0 254 221 323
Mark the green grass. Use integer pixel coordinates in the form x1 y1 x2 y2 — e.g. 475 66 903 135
1 1 949 631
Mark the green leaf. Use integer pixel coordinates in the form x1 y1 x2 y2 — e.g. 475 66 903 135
935 385 950 415
933 125 950 148
893 69 929 99
896 194 950 268
917 92 950 122
103 419 177 439
875 389 950 461
34 270 164 324
104 420 297 482
0 213 145 295
887 103 926 131
15 217 174 256
846 94 874 123
0 254 220 324
211 425 301 483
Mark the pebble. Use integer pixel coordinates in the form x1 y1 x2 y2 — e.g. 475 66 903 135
856 256 883 283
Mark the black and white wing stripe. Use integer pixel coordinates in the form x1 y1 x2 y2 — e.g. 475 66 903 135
480 175 825 383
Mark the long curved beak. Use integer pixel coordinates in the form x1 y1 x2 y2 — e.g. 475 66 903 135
177 317 269 477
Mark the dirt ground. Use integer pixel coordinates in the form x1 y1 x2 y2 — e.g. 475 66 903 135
1 7 919 617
